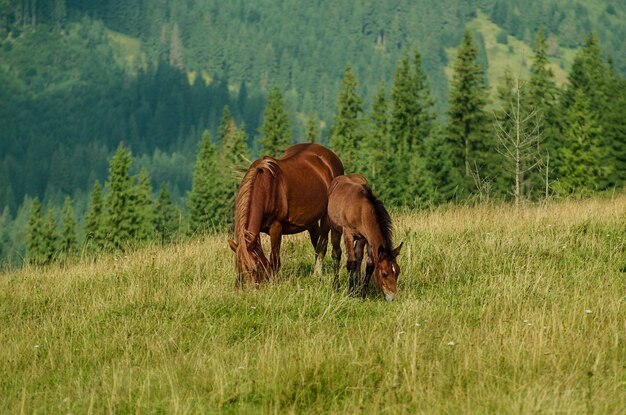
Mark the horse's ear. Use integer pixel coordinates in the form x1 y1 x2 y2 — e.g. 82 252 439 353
228 239 238 252
393 242 403 258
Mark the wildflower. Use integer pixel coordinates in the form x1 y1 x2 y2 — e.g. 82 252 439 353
584 309 592 314
447 341 456 347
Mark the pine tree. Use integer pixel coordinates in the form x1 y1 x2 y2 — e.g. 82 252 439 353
425 126 463 203
218 106 233 148
604 66 626 187
259 86 292 157
446 31 494 196
188 130 221 233
103 144 136 250
26 199 45 266
60 196 77 259
363 83 389 193
84 181 105 250
220 121 251 225
133 168 155 241
563 34 615 189
329 66 364 172
305 115 319 144
528 28 561 196
155 184 179 244
557 89 605 194
41 208 59 265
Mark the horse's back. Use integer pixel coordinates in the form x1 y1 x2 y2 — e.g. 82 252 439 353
273 144 344 231
328 174 371 231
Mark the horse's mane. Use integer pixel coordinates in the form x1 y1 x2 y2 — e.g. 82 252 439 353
363 185 393 253
234 157 279 270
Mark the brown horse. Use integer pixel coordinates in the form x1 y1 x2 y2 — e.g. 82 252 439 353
228 143 344 285
328 174 403 300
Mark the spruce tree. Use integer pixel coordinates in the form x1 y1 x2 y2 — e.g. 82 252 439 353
604 66 626 187
26 199 45 266
84 181 105 250
447 31 495 192
103 144 136 250
259 86 292 157
42 208 59 265
218 106 233 148
133 168 155 241
155 184 179 244
557 89 605 194
188 130 221 233
363 83 389 193
329 66 364 172
528 28 561 196
60 196 77 259
220 121 251 225
425 127 463 203
305 115 319 144
446 31 493 196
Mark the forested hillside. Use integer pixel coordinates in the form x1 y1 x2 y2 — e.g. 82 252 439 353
1 0 625 266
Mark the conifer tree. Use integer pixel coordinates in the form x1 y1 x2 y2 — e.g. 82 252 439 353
446 31 494 196
41 208 59 265
103 144 136 250
557 89 605 194
425 127 463 203
604 66 626 187
363 83 389 193
528 28 561 196
0 208 10 264
259 86 292 157
133 168 155 241
305 115 319 144
329 66 363 172
218 106 233 148
84 181 105 250
220 121 251 224
155 184 179 244
60 196 77 259
26 199 45 266
188 130 221 233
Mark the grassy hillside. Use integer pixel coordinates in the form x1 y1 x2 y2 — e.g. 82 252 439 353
1 196 624 413
445 11 576 98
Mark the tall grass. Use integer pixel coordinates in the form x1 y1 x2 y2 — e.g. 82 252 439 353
1 196 624 413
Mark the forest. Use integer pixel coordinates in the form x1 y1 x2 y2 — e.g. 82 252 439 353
0 0 625 266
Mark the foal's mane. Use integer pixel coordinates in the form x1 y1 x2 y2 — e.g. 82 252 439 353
363 185 393 253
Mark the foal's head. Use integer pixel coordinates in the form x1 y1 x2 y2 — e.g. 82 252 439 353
375 242 403 301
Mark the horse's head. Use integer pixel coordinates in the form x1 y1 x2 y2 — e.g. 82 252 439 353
375 242 403 301
229 237 270 285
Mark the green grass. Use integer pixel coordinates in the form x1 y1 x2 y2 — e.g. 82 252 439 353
1 196 625 413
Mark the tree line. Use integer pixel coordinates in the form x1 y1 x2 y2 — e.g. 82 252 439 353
7 29 626 268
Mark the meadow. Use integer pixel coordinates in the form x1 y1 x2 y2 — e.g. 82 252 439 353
1 196 624 414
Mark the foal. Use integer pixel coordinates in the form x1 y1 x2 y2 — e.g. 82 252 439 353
327 174 403 300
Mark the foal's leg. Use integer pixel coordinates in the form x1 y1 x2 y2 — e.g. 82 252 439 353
361 244 375 298
331 228 342 290
354 239 367 297
343 232 358 295
268 221 283 277
313 215 331 276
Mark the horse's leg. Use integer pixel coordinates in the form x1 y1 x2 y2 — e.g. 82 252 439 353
343 232 358 295
268 221 282 278
313 215 330 276
331 228 342 290
361 244 374 298
354 239 366 297
308 223 321 275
